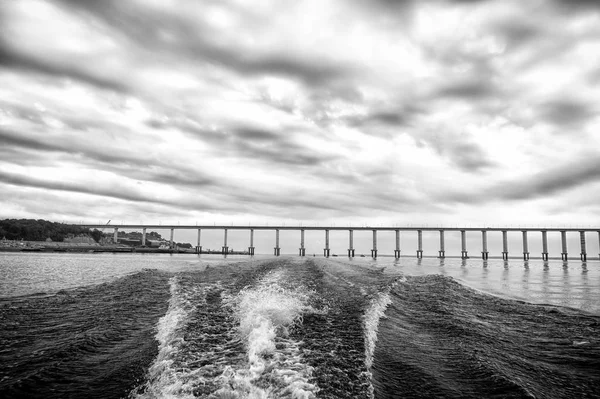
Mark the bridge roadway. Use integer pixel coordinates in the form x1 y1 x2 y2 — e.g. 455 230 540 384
81 224 600 261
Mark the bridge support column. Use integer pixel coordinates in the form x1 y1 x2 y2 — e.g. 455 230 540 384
249 229 255 255
438 230 445 258
348 229 355 257
142 228 147 247
522 231 530 260
541 231 548 261
417 230 423 259
222 229 229 254
170 228 174 249
598 231 600 260
113 227 118 244
299 229 305 256
502 230 508 260
481 230 488 260
324 229 330 257
561 231 567 261
274 229 280 256
580 231 587 261
371 230 377 258
461 230 468 259
196 228 202 254
394 229 401 259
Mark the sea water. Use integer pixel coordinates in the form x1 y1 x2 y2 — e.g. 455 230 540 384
1 253 599 398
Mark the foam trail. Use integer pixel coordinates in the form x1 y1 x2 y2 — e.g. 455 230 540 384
216 270 320 398
130 277 200 399
362 280 400 399
364 291 392 370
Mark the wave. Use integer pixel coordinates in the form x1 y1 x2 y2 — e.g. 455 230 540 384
372 274 600 398
215 269 321 398
132 267 326 398
131 276 199 398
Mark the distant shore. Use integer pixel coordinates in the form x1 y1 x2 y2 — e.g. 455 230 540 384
0 240 253 255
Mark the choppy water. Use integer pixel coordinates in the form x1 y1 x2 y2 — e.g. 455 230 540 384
1 253 599 398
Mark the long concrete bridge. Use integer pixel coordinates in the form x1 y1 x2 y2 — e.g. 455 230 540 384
81 224 600 261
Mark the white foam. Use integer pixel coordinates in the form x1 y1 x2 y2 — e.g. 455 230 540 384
363 291 392 370
216 270 320 398
131 277 204 399
132 271 322 398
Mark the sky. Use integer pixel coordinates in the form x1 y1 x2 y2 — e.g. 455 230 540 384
1 0 600 235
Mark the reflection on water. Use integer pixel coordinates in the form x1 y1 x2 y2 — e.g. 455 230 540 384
370 256 600 315
1 252 599 314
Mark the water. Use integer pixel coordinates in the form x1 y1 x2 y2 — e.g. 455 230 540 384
1 253 599 398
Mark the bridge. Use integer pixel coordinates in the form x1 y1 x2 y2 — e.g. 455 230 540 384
80 224 600 261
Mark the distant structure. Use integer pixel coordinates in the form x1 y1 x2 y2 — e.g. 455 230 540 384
81 224 599 261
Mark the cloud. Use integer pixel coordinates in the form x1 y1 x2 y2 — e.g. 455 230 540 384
0 44 129 93
437 79 497 99
52 0 355 88
496 157 600 200
443 156 600 204
0 169 166 205
1 0 599 226
537 98 596 128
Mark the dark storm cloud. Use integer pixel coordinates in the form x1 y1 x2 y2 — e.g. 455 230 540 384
538 99 596 128
371 0 491 9
166 118 335 167
0 128 218 188
234 128 280 141
53 0 352 86
422 131 496 173
0 169 171 205
437 79 497 99
0 128 148 168
553 0 600 10
231 137 332 167
346 107 422 129
0 129 64 153
489 19 542 49
497 157 600 200
0 42 129 93
445 141 496 172
444 156 600 204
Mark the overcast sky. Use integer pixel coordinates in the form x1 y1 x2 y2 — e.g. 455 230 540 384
1 0 599 228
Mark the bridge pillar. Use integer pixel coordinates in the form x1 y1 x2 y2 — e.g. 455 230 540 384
561 230 567 261
438 230 445 258
170 228 174 249
222 229 229 255
541 231 548 260
502 230 508 260
417 230 423 259
461 230 468 259
481 230 488 260
371 230 377 258
196 228 201 254
249 229 255 255
113 227 118 244
323 229 330 257
598 231 600 261
522 231 530 260
580 231 587 261
142 228 147 247
348 229 355 257
274 229 280 256
299 229 305 256
394 229 401 259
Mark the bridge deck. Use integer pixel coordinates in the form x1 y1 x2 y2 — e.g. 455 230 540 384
81 225 600 232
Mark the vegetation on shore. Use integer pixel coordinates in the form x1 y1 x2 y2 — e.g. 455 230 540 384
0 219 193 248
0 219 102 242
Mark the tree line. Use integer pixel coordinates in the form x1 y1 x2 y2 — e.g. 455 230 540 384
0 219 97 242
0 219 193 247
